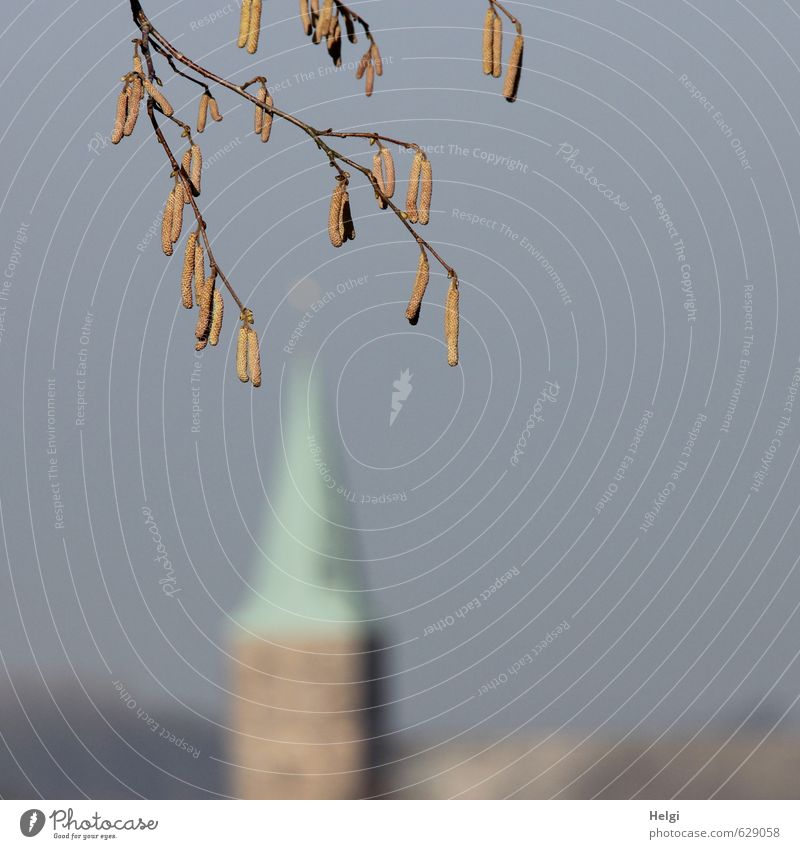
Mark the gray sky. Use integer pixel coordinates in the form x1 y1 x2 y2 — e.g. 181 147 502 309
1 0 799 793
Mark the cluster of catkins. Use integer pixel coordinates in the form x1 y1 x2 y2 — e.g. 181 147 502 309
483 4 524 102
111 51 173 144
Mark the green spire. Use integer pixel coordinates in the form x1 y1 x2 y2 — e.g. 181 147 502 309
232 358 371 638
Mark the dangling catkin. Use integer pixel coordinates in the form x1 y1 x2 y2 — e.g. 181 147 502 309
195 274 215 340
318 0 333 39
142 78 173 116
170 183 183 244
344 10 357 43
504 34 524 102
181 231 197 309
181 150 192 202
190 144 202 195
445 276 460 367
197 92 209 132
371 43 383 76
418 158 432 225
406 151 423 223
246 0 262 54
372 152 387 209
365 60 375 97
161 188 175 256
482 7 494 75
194 240 205 299
492 12 503 77
254 83 266 134
341 191 355 242
261 92 273 143
300 0 312 35
208 96 223 122
238 0 251 49
209 290 224 346
356 52 368 79
405 249 429 325
111 87 127 145
247 327 262 387
329 182 346 247
123 77 141 136
381 147 395 197
236 326 249 382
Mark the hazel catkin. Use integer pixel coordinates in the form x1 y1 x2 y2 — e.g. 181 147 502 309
181 231 197 309
238 0 251 49
380 147 395 197
236 325 249 382
209 290 224 346
371 43 383 76
405 249 429 325
365 60 375 97
247 326 262 387
142 77 173 116
123 76 142 136
195 274 215 341
445 276 460 367
418 158 432 225
246 0 262 54
189 144 202 195
405 151 423 223
328 182 346 248
340 190 355 242
194 240 205 300
197 92 209 132
208 96 223 123
482 7 494 75
170 182 183 245
492 12 503 78
300 0 312 35
161 188 175 256
504 34 524 102
111 87 127 145
261 92 273 143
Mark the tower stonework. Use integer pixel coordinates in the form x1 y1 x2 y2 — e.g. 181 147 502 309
228 361 375 800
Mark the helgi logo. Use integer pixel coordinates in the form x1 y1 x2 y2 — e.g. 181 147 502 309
19 809 45 837
389 369 413 426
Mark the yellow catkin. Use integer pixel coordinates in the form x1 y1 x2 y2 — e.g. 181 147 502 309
170 184 183 244
406 151 423 223
372 151 387 209
236 326 249 382
355 52 368 79
190 144 202 195
365 60 375 96
181 231 197 309
246 0 262 54
340 191 355 242
445 277 460 367
318 0 333 39
247 327 262 387
254 84 265 134
504 34 524 102
405 249 429 325
123 77 142 136
328 183 345 247
238 0 251 48
195 275 215 340
197 92 209 132
181 150 192 203
194 241 205 299
111 87 127 145
209 290 224 346
371 42 383 76
161 189 175 256
381 147 395 197
261 93 273 143
300 0 312 35
133 55 144 76
482 7 494 75
142 78 173 117
209 96 223 122
418 158 432 225
492 12 503 78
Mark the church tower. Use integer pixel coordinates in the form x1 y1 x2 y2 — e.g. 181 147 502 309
228 360 376 799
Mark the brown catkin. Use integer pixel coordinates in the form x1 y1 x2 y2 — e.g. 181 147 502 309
365 60 375 96
142 77 173 117
371 42 383 76
327 14 338 49
261 93 273 143
133 55 144 76
344 10 356 43
300 0 312 35
406 151 423 223
238 0 251 48
405 249 429 325
190 144 202 195
254 84 265 134
372 152 387 209
492 12 503 78
340 191 355 242
246 0 262 54
111 87 127 145
181 150 192 203
236 326 249 382
123 78 142 136
194 240 205 299
418 158 432 225
381 147 395 197
445 277 460 367
195 275 215 340
318 0 333 39
482 7 494 75
197 92 209 132
170 184 183 244
504 34 524 102
247 327 262 387
328 182 346 247
181 231 197 309
209 290 224 346
355 52 368 79
161 189 175 256
208 96 223 122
